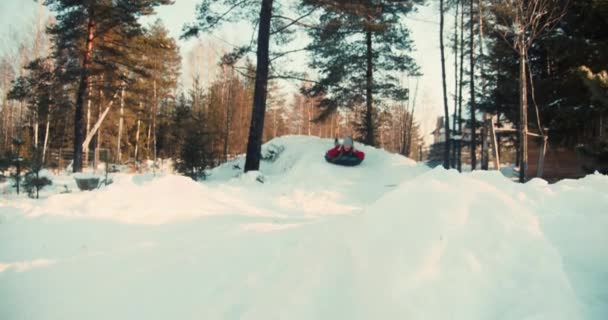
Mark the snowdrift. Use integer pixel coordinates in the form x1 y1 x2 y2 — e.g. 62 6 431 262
0 135 606 320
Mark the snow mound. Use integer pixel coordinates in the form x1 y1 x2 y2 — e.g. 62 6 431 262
208 135 428 213
342 168 581 319
21 174 277 224
0 135 606 319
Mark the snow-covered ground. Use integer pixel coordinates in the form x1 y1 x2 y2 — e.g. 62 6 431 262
0 135 606 319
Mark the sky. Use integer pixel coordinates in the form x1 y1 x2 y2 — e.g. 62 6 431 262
0 0 457 145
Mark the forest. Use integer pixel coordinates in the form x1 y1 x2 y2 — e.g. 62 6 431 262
0 0 605 183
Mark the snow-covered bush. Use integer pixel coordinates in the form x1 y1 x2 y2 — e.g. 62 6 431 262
22 147 52 198
23 173 52 198
261 144 285 162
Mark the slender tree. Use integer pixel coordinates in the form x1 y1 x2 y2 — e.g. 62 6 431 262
493 0 567 182
302 0 422 146
185 0 306 172
478 0 490 170
440 0 451 169
458 0 465 171
452 0 460 168
469 0 477 170
241 0 274 171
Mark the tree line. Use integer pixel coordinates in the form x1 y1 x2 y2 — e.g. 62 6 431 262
435 0 607 181
5 0 602 183
0 0 425 182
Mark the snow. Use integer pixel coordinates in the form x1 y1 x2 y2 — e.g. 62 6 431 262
0 259 56 273
0 135 607 320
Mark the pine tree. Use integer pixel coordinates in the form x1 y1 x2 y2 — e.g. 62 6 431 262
44 0 172 172
129 20 181 162
7 57 58 163
177 122 213 180
302 0 422 147
174 81 218 180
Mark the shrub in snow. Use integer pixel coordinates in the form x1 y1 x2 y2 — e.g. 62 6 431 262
6 138 26 195
0 153 9 182
577 141 608 175
0 139 53 196
23 147 52 199
176 122 215 181
9 159 25 194
261 144 285 163
23 173 52 199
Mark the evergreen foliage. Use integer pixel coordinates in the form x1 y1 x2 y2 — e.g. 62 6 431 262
301 0 423 146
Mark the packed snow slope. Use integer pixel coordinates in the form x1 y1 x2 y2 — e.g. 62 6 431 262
0 135 607 320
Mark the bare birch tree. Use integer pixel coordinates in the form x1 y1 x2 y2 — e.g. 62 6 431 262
494 0 567 182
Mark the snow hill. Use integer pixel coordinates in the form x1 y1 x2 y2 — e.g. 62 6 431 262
0 135 607 319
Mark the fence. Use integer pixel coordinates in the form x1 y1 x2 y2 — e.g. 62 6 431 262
46 148 112 171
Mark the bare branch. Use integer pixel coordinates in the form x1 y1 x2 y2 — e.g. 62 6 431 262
271 14 320 30
271 6 320 35
269 47 309 62
268 73 319 83
233 66 255 80
493 0 569 50
207 0 253 31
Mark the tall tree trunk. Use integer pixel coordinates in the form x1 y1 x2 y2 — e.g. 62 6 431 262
85 84 92 167
515 119 521 167
518 42 528 183
458 0 465 172
452 0 459 168
18 47 27 131
469 0 477 170
146 119 151 156
83 88 121 154
273 109 278 138
221 65 228 161
401 102 409 155
439 0 451 169
19 100 24 135
42 114 50 164
73 8 95 172
365 29 375 146
223 68 233 162
402 77 412 155
307 100 312 136
117 85 124 163
9 102 14 152
135 102 142 161
297 97 303 135
34 118 39 148
244 0 274 172
94 88 102 170
329 112 334 138
2 64 8 150
407 79 419 158
153 80 158 163
478 0 489 170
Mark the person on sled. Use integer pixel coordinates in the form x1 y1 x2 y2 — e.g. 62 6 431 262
325 136 365 166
